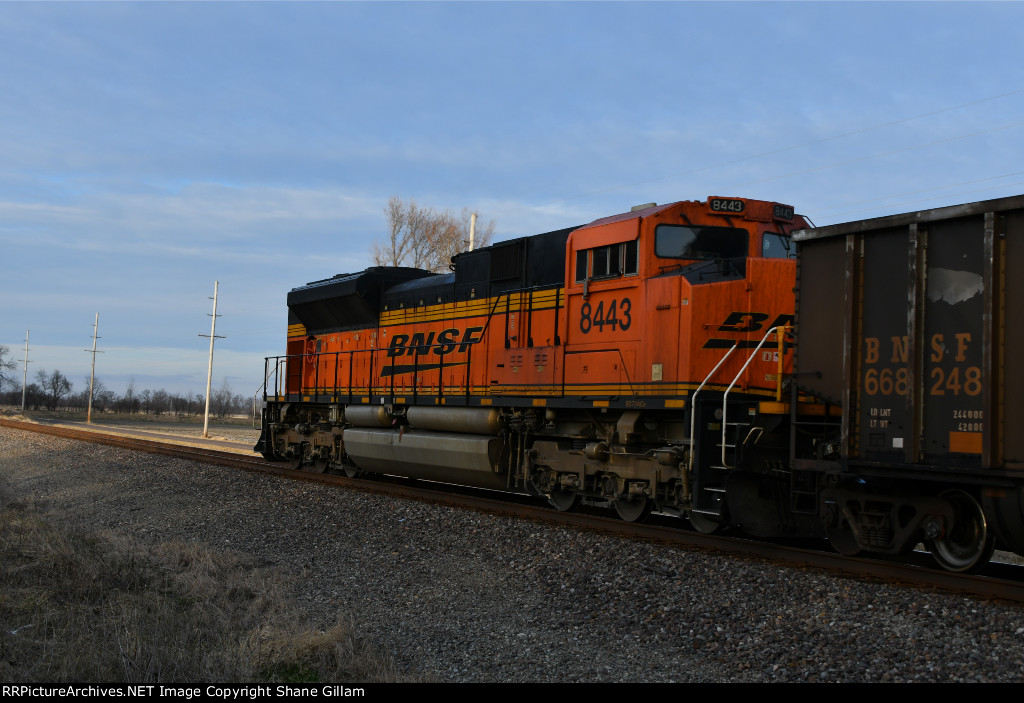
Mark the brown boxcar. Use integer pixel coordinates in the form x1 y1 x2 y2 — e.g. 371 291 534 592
793 194 1024 569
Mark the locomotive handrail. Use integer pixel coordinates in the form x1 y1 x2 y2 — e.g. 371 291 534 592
720 325 791 469
261 356 287 401
254 356 288 424
261 334 491 405
687 343 740 474
476 283 560 349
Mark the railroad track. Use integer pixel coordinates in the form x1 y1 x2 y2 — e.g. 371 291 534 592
4 416 1024 604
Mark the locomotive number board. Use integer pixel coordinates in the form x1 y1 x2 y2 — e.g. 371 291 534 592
709 198 745 214
773 204 795 221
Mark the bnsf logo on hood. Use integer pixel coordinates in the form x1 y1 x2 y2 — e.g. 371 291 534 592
703 312 794 349
387 327 483 358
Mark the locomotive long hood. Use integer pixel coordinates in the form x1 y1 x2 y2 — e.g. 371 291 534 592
287 267 435 335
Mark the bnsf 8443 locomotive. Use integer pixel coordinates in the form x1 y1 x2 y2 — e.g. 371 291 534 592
257 193 1024 573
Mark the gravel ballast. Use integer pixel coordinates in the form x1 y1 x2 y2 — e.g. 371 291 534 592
3 424 1024 683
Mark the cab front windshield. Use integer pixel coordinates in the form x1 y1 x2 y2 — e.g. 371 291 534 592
654 225 748 260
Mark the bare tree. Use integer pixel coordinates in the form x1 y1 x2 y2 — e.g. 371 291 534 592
0 345 16 391
23 382 42 410
79 375 114 414
210 379 244 418
35 369 72 411
373 196 495 273
120 379 140 414
140 389 153 414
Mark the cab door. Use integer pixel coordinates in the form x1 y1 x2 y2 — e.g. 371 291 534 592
563 221 642 398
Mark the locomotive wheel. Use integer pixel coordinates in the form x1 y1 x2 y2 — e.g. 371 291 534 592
927 489 995 573
288 454 303 470
548 489 580 512
688 511 723 534
614 496 652 523
343 464 361 478
312 457 330 473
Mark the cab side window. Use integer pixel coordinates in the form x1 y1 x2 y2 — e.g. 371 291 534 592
762 232 794 259
575 240 639 282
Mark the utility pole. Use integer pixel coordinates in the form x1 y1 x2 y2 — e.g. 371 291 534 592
84 313 103 423
199 281 224 438
20 330 29 413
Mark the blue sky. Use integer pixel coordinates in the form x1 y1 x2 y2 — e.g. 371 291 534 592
2 1 1023 396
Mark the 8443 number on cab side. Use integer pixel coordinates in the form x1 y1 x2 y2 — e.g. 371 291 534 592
579 297 632 334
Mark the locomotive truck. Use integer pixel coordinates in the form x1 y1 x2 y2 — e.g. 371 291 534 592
257 193 1024 573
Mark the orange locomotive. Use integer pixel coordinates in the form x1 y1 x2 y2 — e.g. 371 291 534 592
260 192 1024 573
258 195 812 527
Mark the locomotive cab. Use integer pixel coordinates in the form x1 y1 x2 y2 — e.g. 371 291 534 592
562 197 804 402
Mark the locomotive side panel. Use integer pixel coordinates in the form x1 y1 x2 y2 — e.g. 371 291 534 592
644 274 682 394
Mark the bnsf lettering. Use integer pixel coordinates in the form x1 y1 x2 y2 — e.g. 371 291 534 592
702 312 794 349
716 312 793 333
866 333 973 365
862 333 981 397
388 327 483 358
436 328 460 354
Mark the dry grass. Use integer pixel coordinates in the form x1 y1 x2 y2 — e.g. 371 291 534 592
0 488 413 683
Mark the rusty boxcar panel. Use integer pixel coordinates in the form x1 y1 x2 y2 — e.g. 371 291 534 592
794 194 1024 471
792 234 848 406
857 227 913 464
1004 208 1024 466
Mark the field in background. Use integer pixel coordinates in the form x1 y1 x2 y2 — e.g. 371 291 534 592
1 408 261 445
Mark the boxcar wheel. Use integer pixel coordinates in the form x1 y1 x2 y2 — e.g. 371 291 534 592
614 496 652 523
927 490 995 573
